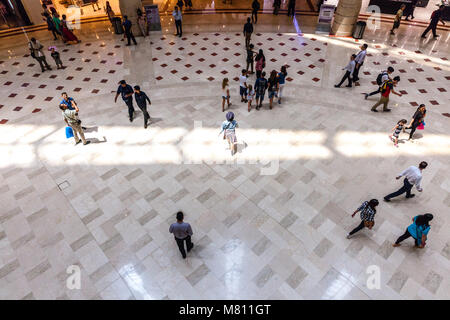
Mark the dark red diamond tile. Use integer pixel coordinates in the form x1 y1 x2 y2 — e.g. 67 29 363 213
92 68 99 72
203 38 209 41
233 64 240 68
289 37 295 41
45 97 53 101
207 77 214 81
281 53 287 57
181 76 189 81
196 70 203 74
233 77 239 82
375 45 381 49
182 37 187 40
100 60 107 64
221 70 228 74
13 106 22 111
27 64 35 67
9 93 17 98
188 52 195 56
409 102 418 107
297 71 304 75
83 78 91 82
224 37 230 41
407 59 414 63
415 50 422 54
211 53 217 56
408 79 416 83
429 100 439 105
291 48 298 51
363 71 371 75
92 51 98 55
165 52 171 56
69 58 76 61
234 53 241 56
185 64 192 68
304 53 311 57
308 64 315 69
257 42 263 46
223 47 229 51
311 38 316 41
75 67 83 71
418 89 427 93
286 77 293 82
426 77 434 81
32 108 41 113
156 76 163 81
416 68 424 72
1 71 8 74
318 58 325 63
49 74 57 79
294 59 301 63
160 37 166 40
92 89 99 94
443 113 450 118
109 70 116 74
66 76 74 80
160 63 168 68
212 42 219 46
214 33 220 36
178 47 185 51
371 81 377 85
170 70 178 74
63 49 69 52
152 57 158 61
198 58 205 62
390 60 397 64
156 47 162 50
17 72 24 76
270 58 277 62
56 86 64 90
100 79 108 83
26 95 35 99
21 83 29 87
190 42 197 45
446 76 450 80
77 50 84 54
268 48 275 51
314 48 321 51
279 42 285 46
0 119 8 124
399 69 406 73
441 57 448 61
201 47 207 51
437 88 446 92
434 67 441 71
398 51 405 55
399 90 407 95
382 52 388 56
174 58 182 62
234 42 241 46
4 81 12 86
267 37 273 41
222 58 229 62
312 78 320 82
193 33 199 36
373 62 380 65
116 61 122 65
12 62 19 66
424 58 431 62
73 88 82 92
169 42 175 45
209 64 216 68
32 74 40 78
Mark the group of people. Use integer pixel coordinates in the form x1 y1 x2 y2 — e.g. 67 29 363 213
42 4 80 44
348 161 433 249
114 80 152 128
28 38 64 72
390 4 446 38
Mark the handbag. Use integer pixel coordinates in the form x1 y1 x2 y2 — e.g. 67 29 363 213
364 221 374 229
65 126 74 138
417 121 425 130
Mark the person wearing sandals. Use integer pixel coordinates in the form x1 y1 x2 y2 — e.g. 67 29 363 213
393 214 433 248
220 111 239 156
346 199 378 239
221 78 231 112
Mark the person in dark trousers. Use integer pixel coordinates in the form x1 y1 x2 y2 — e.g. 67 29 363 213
115 80 135 122
246 44 256 74
384 161 427 202
243 17 253 48
364 67 394 99
133 86 151 129
173 6 183 37
251 0 260 23
273 0 281 15
393 214 433 248
353 43 367 85
169 211 194 259
60 103 90 146
335 54 356 88
28 38 52 73
421 5 446 39
123 15 137 46
346 199 378 239
254 71 268 110
370 76 401 112
405 0 417 20
406 104 426 141
43 12 59 40
390 4 405 35
287 0 296 17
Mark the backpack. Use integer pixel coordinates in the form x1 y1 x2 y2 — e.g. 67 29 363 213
380 80 391 93
376 71 388 86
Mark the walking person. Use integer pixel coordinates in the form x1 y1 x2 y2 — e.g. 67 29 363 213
335 54 356 88
52 11 62 37
243 17 253 48
173 6 183 37
405 0 417 20
60 92 86 130
123 15 137 46
273 0 281 15
277 65 287 104
389 119 407 148
239 69 248 103
169 211 194 259
134 86 151 129
406 104 426 141
222 78 232 112
246 44 256 74
393 214 433 248
49 46 64 69
137 9 147 37
60 102 90 146
287 0 296 17
384 161 428 202
247 84 255 112
346 199 378 239
219 111 239 156
255 49 266 76
421 5 446 39
390 4 406 35
105 1 115 23
370 76 401 112
364 67 394 99
61 14 81 44
115 80 135 122
184 0 193 10
267 70 279 110
353 44 367 85
254 71 268 110
43 12 59 40
251 0 260 24
28 38 52 72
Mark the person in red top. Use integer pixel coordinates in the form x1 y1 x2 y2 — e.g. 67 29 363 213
371 76 401 112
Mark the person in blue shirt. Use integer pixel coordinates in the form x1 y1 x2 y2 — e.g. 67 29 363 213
115 80 135 122
122 15 137 46
133 85 151 129
219 111 239 156
393 214 433 248
60 92 87 130
277 65 287 104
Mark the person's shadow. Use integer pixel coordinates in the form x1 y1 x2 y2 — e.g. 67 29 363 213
236 141 248 154
88 136 107 144
83 126 99 133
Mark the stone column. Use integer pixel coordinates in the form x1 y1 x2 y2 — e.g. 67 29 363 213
331 0 362 36
119 0 144 35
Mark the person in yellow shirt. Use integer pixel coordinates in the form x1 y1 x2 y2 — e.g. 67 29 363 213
390 4 406 35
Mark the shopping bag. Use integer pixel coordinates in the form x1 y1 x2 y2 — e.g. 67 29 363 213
65 126 74 138
417 121 425 130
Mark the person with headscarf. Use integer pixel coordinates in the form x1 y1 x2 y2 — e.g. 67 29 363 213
393 214 433 248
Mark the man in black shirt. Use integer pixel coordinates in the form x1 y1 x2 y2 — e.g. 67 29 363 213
243 17 253 48
421 5 446 39
405 0 417 20
287 0 296 17
123 15 137 46
115 80 135 122
134 85 151 129
251 0 260 24
246 44 256 74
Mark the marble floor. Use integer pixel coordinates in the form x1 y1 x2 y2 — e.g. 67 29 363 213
0 14 449 300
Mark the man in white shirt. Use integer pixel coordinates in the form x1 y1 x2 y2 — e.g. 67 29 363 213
353 43 367 85
172 6 182 37
239 69 248 102
384 161 428 202
335 54 356 88
29 37 52 72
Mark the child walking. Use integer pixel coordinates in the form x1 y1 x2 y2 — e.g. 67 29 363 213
219 111 239 156
239 69 248 103
247 84 255 112
389 119 407 147
49 46 64 69
222 78 231 112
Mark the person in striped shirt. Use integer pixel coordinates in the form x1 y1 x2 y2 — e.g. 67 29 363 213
347 199 379 239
